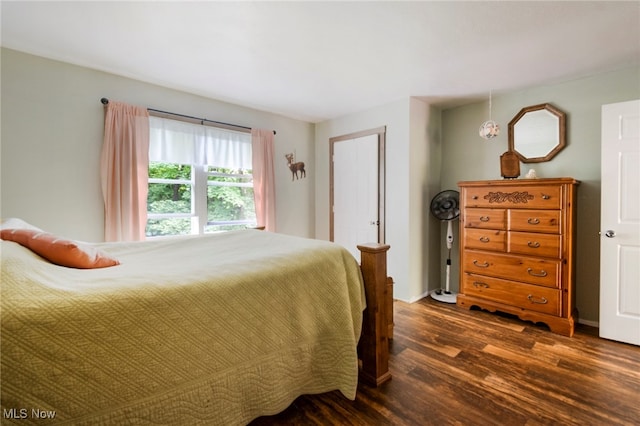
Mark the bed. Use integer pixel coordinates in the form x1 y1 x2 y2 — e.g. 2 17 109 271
1 221 390 425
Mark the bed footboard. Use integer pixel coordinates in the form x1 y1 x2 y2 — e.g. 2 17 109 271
357 243 391 386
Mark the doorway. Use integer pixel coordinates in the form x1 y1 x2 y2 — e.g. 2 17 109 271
330 127 386 259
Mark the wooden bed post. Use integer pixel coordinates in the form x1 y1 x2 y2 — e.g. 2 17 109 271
357 243 391 386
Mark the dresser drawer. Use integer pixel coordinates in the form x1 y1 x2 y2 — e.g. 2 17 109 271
509 209 561 233
462 274 561 316
464 228 506 252
463 185 562 209
508 231 561 259
465 208 506 229
462 250 561 288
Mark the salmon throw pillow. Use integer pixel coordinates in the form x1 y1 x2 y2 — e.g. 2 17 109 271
1 229 120 269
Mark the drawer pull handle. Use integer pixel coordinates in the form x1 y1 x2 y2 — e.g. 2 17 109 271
541 194 551 200
527 268 548 277
527 294 548 304
473 281 489 288
527 241 540 248
479 236 490 243
472 195 479 200
473 260 490 268
479 216 490 222
527 218 540 225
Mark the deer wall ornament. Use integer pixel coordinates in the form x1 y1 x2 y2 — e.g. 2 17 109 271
285 153 306 181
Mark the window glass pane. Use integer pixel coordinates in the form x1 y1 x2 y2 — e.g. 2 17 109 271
149 162 191 179
147 162 193 237
147 162 191 215
147 183 191 214
206 167 256 232
146 218 192 237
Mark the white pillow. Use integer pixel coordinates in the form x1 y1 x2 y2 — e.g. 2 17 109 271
0 218 44 232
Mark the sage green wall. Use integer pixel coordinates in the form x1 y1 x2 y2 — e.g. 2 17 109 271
441 66 640 325
1 48 315 242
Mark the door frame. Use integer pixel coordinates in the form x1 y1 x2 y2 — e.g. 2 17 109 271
329 126 386 245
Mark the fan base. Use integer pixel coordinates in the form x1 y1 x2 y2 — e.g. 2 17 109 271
430 289 457 304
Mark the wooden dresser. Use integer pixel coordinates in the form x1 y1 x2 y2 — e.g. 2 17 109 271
457 178 579 336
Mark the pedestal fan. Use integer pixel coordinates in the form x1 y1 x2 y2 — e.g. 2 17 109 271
430 190 460 304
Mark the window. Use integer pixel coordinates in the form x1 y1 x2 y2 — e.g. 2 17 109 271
146 117 256 237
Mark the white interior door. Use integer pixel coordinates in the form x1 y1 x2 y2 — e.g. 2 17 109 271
600 99 640 346
332 134 379 259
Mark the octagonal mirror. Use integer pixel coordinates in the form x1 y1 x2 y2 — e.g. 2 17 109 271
508 103 566 163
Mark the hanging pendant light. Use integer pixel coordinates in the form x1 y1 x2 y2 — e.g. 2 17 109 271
479 90 500 140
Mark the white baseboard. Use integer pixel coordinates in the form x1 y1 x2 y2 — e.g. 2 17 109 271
408 290 431 303
578 318 599 328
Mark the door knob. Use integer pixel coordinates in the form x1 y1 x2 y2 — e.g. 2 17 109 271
604 230 616 238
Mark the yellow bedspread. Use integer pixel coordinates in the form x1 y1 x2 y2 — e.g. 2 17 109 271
1 230 365 425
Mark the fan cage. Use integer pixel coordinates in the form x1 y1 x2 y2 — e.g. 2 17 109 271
430 190 460 221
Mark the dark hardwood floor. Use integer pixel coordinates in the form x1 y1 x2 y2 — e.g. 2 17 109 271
251 296 640 426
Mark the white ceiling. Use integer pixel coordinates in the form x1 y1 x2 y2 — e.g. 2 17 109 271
2 1 639 123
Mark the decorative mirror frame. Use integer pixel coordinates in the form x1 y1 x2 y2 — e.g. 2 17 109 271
508 103 566 163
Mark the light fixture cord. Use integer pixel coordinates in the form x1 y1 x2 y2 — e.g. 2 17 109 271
489 90 493 121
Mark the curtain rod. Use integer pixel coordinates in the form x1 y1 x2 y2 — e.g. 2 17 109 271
100 98 275 135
